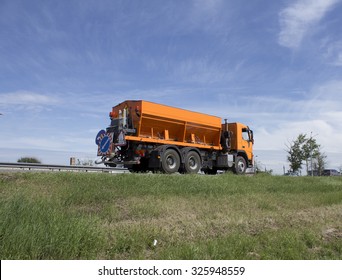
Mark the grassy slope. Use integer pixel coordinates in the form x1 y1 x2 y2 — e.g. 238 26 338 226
0 172 341 260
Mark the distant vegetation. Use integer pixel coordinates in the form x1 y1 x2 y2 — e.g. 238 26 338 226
286 133 327 175
17 157 41 164
0 172 341 259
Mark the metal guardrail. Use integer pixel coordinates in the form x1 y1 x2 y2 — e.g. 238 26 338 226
0 162 256 175
0 162 129 173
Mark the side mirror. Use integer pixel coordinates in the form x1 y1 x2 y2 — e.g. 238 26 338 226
249 130 254 144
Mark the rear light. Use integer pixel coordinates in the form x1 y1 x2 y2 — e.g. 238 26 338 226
109 111 117 119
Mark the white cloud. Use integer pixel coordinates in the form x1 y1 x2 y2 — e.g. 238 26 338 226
186 0 230 34
278 0 340 48
309 79 342 105
0 91 59 106
322 40 342 66
0 129 96 153
252 80 342 155
191 0 223 16
335 53 342 66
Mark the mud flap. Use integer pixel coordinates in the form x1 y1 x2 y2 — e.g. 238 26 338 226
148 150 161 168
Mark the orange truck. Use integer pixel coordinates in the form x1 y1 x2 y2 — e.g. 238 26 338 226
96 100 254 174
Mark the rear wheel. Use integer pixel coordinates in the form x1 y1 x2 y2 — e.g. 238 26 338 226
234 156 247 174
161 149 180 174
184 151 201 174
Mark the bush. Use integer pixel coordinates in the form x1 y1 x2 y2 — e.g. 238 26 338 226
17 157 41 164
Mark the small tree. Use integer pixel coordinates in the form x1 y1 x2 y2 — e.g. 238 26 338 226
312 149 327 176
285 134 306 173
286 133 325 175
302 134 320 175
17 157 41 163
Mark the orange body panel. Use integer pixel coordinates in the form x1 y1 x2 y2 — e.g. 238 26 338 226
110 100 222 150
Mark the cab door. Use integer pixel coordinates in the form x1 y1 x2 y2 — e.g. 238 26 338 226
241 126 254 163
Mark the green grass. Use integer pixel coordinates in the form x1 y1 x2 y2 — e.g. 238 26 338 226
0 172 341 259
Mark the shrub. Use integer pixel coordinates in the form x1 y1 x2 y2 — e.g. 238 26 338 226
17 157 41 163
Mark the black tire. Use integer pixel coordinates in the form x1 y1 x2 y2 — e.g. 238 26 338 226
234 156 247 174
161 149 180 174
184 151 201 174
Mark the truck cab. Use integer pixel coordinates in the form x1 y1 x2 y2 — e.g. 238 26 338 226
228 122 254 168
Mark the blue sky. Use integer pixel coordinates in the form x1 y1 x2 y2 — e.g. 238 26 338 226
1 0 342 174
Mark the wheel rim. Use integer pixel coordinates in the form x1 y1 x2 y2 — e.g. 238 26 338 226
161 149 180 173
166 155 177 169
189 156 198 170
184 151 201 174
239 161 245 172
237 159 245 173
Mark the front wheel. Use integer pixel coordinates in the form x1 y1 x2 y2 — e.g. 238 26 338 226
161 149 180 174
234 156 247 174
